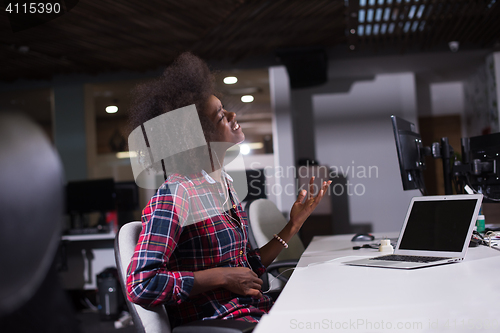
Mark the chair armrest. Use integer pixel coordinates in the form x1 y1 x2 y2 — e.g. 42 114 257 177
173 319 256 333
266 259 298 283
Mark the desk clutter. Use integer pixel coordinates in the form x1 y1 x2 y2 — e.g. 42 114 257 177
253 231 500 333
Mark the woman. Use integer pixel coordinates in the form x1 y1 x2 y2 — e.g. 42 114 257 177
126 52 331 326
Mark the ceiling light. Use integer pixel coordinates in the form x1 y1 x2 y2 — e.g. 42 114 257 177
448 41 459 52
240 144 251 155
223 76 238 84
18 45 29 53
239 142 263 155
247 142 264 149
241 95 254 103
106 105 118 113
116 151 137 159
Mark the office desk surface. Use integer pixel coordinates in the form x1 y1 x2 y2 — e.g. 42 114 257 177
255 234 500 333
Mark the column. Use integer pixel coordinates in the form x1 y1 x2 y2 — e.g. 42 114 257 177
53 83 87 181
269 66 296 213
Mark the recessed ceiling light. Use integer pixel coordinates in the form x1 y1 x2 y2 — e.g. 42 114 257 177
106 105 118 113
241 95 254 103
223 76 238 84
248 142 264 149
116 151 137 159
240 144 251 155
239 142 263 155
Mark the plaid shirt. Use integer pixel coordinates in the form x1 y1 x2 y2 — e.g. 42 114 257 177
126 170 272 326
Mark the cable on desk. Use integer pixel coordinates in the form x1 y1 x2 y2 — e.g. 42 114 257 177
473 230 500 250
464 175 500 202
472 230 500 251
263 253 393 294
353 240 396 250
484 231 500 250
482 244 500 252
472 231 488 246
307 256 372 267
353 244 378 250
262 267 295 294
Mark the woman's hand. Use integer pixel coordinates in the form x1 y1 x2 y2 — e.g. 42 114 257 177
259 177 331 268
221 267 263 298
289 177 332 232
191 267 263 298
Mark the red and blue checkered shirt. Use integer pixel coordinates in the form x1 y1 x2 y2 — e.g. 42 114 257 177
126 170 272 326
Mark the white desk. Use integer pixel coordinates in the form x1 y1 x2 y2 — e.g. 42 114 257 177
59 232 117 290
255 233 500 333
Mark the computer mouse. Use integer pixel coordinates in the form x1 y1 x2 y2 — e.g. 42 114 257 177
469 238 480 247
351 233 375 242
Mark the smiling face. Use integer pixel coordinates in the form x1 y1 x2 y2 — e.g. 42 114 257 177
204 95 245 145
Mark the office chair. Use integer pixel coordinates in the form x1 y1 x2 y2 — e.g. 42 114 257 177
245 199 305 290
114 221 256 333
0 113 79 331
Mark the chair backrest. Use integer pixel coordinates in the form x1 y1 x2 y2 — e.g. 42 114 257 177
0 113 64 316
114 221 172 333
245 199 304 262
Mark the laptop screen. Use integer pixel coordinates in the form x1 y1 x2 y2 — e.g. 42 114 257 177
398 199 478 252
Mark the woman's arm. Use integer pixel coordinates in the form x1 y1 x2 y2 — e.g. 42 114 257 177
191 267 263 298
259 177 331 267
127 183 194 307
129 180 266 304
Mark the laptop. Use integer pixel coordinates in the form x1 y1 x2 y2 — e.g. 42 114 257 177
344 194 483 269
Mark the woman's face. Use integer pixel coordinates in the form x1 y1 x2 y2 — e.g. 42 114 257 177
204 95 245 144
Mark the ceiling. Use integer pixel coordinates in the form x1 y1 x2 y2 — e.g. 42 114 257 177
1 0 499 83
90 69 272 154
0 67 272 153
1 0 499 155
92 69 271 119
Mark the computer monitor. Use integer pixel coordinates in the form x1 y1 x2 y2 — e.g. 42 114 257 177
391 115 427 194
66 178 116 214
65 178 116 231
243 169 267 202
463 132 500 202
115 181 139 211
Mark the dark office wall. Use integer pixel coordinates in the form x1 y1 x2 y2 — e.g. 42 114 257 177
53 84 87 181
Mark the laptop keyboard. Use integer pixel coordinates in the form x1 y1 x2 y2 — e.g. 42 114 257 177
370 254 451 263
